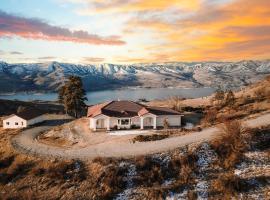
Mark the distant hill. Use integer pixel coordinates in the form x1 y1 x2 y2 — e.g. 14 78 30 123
0 60 270 93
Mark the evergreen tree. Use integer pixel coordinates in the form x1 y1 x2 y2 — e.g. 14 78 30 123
58 76 87 118
213 88 225 105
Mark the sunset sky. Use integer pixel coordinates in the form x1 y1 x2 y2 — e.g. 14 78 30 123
0 0 270 64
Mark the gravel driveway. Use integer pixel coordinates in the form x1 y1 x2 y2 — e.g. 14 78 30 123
11 113 270 160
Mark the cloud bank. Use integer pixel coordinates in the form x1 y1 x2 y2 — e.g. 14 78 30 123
0 10 125 45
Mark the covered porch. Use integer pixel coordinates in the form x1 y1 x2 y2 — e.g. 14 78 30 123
90 114 157 131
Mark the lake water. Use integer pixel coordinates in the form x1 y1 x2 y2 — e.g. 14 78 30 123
0 87 215 105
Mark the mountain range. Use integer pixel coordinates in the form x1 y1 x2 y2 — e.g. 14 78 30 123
0 60 270 93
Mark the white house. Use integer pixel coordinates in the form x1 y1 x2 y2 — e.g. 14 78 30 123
87 100 183 131
3 108 46 129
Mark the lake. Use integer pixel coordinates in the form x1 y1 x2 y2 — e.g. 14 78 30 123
0 87 215 105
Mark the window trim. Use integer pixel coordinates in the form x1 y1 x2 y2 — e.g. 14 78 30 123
118 118 130 125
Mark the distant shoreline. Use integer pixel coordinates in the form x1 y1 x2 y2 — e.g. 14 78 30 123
0 86 215 96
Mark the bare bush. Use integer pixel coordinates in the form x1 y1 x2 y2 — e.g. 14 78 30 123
212 89 225 106
163 118 170 129
46 160 87 182
211 171 241 198
132 134 169 143
168 96 184 112
203 109 218 126
211 120 249 169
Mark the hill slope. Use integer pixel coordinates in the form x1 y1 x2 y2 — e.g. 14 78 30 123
0 60 270 92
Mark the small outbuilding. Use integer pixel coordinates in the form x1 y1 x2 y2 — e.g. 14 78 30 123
3 108 46 129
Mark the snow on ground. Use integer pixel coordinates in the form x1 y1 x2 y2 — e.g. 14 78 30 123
235 150 270 199
152 153 171 168
235 151 270 178
194 142 218 200
114 162 137 200
109 130 154 136
166 189 188 200
184 123 194 129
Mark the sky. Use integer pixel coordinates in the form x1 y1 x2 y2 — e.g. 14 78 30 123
0 0 270 64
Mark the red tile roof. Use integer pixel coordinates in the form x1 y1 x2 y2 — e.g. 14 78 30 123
87 101 112 117
87 100 181 118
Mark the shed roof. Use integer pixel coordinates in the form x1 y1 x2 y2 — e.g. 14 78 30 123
3 108 45 121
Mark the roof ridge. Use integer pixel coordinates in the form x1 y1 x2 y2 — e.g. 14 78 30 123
101 100 114 110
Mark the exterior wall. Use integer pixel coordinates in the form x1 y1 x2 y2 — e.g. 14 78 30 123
109 117 118 128
3 115 27 129
131 116 140 127
27 115 46 126
140 113 156 128
89 114 182 131
157 115 181 127
143 116 154 127
89 114 109 129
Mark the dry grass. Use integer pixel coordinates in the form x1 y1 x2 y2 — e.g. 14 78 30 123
211 171 241 199
211 120 249 169
0 128 127 200
202 109 218 126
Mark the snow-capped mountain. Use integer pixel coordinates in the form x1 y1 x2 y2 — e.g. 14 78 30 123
0 60 270 93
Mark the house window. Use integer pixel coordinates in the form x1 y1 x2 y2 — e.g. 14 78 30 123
121 119 130 125
15 122 18 125
6 122 9 125
21 122 24 125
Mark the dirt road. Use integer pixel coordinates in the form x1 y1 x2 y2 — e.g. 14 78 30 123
11 113 270 160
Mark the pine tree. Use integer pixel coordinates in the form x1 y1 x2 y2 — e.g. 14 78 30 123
213 89 225 105
58 76 87 118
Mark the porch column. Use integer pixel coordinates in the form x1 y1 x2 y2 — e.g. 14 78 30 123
153 116 157 129
92 118 97 131
140 117 144 129
106 117 110 131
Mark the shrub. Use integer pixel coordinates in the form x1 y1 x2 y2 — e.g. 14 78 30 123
130 124 138 129
0 160 35 184
211 171 241 198
92 156 115 165
163 118 170 129
132 134 169 143
46 160 87 182
203 109 218 125
225 90 236 107
134 157 165 186
169 96 184 112
211 120 249 169
212 89 225 106
0 156 15 169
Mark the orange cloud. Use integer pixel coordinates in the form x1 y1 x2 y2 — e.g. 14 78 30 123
76 0 200 14
0 10 125 45
122 0 270 62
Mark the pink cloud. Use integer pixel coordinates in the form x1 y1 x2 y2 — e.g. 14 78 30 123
0 10 125 45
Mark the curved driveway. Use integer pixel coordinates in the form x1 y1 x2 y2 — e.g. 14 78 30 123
11 113 270 160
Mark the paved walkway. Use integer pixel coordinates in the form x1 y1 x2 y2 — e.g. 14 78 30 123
11 113 270 160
